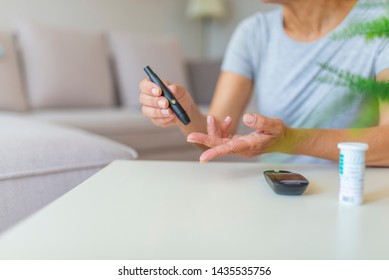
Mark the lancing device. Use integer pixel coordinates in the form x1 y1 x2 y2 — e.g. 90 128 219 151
144 66 191 125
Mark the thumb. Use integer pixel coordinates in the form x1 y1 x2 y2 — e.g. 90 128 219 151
168 84 185 100
243 113 278 132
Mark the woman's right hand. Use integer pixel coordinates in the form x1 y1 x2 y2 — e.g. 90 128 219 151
139 79 195 128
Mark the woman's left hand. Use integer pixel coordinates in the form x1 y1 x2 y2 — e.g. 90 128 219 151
187 113 290 162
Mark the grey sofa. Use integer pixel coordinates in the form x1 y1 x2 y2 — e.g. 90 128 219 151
0 22 222 233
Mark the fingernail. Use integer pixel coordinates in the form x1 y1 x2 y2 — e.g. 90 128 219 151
224 116 231 123
207 115 212 125
158 99 166 108
187 137 196 143
199 154 208 163
243 114 255 124
161 109 170 115
151 88 160 96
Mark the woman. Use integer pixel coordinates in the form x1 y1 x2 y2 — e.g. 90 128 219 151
139 0 389 166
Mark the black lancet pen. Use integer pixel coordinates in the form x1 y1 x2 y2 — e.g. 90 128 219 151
144 66 191 125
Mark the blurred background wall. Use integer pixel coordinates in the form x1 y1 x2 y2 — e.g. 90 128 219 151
0 0 277 59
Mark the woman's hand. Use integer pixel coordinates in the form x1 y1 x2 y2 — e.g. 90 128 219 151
205 115 233 139
187 113 290 162
139 79 195 128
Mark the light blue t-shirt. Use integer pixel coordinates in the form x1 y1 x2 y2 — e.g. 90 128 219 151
222 3 389 164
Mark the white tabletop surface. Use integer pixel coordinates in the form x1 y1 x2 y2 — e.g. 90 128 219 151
0 160 388 260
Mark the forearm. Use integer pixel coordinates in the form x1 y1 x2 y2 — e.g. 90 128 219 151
285 126 389 166
178 103 207 137
177 103 210 151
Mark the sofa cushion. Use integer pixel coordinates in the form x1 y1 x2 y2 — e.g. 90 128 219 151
16 21 115 109
186 59 221 105
0 31 28 111
109 33 189 108
28 108 197 155
0 114 137 232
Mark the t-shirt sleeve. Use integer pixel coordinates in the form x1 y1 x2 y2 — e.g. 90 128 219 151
221 16 258 80
375 39 389 74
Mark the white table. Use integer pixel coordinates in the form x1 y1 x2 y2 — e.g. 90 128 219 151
0 160 388 260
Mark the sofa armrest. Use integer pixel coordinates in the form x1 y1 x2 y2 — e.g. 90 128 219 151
186 59 221 105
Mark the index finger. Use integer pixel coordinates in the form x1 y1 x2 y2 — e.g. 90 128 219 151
199 139 251 163
187 132 226 147
139 78 162 97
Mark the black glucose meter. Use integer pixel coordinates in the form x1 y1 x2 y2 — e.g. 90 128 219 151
263 170 309 195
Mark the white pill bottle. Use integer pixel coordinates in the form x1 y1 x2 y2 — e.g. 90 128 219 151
337 142 369 205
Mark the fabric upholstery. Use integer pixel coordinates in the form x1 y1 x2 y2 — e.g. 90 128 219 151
0 115 137 232
0 30 28 111
186 59 221 105
109 33 189 107
29 108 197 153
16 21 115 109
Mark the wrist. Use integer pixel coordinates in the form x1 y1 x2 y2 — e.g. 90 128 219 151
278 127 315 155
178 103 207 135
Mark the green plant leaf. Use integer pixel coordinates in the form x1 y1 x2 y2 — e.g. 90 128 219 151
355 0 389 9
318 63 389 101
331 16 389 40
317 63 387 127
